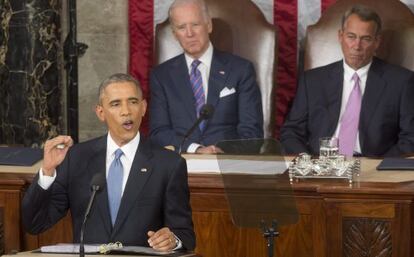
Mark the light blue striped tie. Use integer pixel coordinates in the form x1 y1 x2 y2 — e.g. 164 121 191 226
190 59 206 131
107 149 124 225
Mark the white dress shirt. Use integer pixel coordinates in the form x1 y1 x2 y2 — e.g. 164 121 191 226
38 132 140 192
332 60 371 154
105 132 140 194
38 132 182 249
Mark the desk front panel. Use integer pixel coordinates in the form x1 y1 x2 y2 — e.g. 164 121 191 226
0 159 413 257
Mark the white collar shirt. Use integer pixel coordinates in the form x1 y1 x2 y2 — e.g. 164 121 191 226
184 42 213 101
38 132 141 191
184 42 214 153
106 132 140 195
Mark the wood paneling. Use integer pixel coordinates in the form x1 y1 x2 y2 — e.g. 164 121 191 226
0 171 413 256
0 207 4 254
343 218 392 257
0 179 25 254
187 175 414 257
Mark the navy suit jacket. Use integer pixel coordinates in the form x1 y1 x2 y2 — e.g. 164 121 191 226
149 49 263 151
22 136 195 250
280 58 414 157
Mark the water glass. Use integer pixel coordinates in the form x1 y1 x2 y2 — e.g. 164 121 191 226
319 137 339 160
296 153 312 175
330 154 346 176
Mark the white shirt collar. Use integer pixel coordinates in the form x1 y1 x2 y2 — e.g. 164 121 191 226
107 132 140 162
343 60 372 82
185 42 213 72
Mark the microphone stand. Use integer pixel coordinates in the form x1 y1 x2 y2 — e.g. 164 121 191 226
178 104 214 154
178 118 204 154
261 220 279 257
79 185 100 257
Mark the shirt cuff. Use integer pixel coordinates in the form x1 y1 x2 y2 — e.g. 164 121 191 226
172 234 183 250
38 168 57 190
187 143 202 153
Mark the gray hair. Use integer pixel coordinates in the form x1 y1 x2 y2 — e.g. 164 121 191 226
98 73 142 104
168 0 211 23
342 5 382 35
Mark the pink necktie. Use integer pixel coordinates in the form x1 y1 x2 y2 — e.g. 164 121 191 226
338 73 362 157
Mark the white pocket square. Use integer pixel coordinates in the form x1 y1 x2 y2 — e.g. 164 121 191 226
219 87 236 98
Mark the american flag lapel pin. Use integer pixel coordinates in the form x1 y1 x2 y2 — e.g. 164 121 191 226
140 168 148 172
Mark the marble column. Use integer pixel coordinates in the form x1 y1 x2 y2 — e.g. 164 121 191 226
0 0 62 147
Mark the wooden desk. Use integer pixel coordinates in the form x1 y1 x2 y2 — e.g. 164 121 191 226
188 158 414 257
3 251 199 257
1 158 414 257
0 161 41 254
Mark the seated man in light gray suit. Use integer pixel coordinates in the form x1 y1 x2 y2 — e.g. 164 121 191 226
281 5 414 157
150 0 263 154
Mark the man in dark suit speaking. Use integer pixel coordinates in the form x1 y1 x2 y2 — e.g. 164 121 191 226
150 0 263 154
281 5 414 157
22 73 195 251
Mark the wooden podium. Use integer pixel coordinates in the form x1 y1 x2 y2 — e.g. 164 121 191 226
3 251 199 257
1 157 414 257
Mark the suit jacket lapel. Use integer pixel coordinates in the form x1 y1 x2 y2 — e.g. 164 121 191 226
207 49 229 108
170 55 197 121
359 58 386 149
325 62 344 135
111 138 154 237
87 136 112 236
206 50 229 131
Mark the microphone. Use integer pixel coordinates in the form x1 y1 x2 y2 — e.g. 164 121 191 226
178 104 215 154
80 173 105 257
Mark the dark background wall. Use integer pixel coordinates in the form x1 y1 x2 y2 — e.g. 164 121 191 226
0 0 62 147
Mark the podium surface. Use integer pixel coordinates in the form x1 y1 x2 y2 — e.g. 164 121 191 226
1 157 414 257
3 251 199 257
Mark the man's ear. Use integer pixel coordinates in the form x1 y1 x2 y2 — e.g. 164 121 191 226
170 20 180 42
171 26 178 41
95 104 105 122
207 18 213 34
374 34 382 50
141 99 148 117
337 29 343 42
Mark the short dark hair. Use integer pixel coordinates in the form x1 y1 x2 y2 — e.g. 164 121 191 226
341 5 382 35
98 73 143 104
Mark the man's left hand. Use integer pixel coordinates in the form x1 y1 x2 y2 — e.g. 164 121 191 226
147 227 177 251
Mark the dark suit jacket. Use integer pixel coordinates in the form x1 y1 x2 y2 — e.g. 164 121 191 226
280 58 414 157
22 136 195 250
149 49 263 151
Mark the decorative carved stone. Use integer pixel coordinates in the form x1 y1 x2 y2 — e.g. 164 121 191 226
343 218 392 257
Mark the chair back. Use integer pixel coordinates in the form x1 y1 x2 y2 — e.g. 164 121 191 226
304 0 414 71
154 0 277 136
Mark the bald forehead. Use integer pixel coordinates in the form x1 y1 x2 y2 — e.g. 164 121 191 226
170 0 203 9
169 0 209 20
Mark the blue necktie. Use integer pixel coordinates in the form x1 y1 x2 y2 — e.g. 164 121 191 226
107 149 124 225
190 59 206 131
